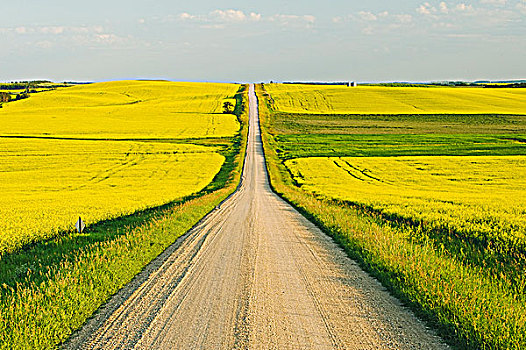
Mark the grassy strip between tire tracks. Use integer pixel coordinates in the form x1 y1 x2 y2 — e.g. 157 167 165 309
0 85 248 349
256 84 526 350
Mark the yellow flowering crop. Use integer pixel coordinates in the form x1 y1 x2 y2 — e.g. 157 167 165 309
0 80 240 139
265 84 526 115
0 138 224 255
0 80 240 255
285 155 526 251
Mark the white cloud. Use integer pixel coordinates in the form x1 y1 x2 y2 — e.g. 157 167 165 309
336 1 523 37
71 26 104 34
358 11 377 21
249 12 262 21
342 10 415 35
179 12 198 21
455 3 474 11
356 11 413 24
4 25 104 36
178 9 263 24
39 26 65 35
93 34 121 44
210 9 248 22
176 9 313 28
439 2 449 13
417 3 436 15
409 1 525 35
416 2 473 16
269 14 316 25
0 24 137 49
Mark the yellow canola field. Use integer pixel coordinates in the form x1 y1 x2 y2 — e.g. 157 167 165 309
0 80 240 139
285 156 526 250
265 84 526 115
0 138 224 255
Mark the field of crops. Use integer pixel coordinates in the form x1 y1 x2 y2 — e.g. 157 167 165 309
0 80 240 139
270 111 526 135
0 82 248 349
0 138 224 255
275 134 526 159
265 83 526 115
266 83 526 257
0 80 241 255
259 83 526 349
285 155 526 254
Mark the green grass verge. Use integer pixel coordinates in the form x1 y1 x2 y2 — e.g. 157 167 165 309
0 85 248 349
256 83 526 350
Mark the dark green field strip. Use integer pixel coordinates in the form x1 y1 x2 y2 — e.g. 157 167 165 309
275 134 526 159
271 112 526 135
275 112 526 126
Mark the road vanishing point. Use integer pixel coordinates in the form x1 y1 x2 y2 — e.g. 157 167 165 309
67 85 449 350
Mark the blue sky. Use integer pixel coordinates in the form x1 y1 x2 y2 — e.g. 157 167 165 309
1 0 525 82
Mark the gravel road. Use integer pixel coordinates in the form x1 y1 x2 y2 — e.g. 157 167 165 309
66 84 449 349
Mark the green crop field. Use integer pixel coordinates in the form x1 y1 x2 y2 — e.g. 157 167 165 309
270 111 526 135
0 81 248 349
258 83 526 349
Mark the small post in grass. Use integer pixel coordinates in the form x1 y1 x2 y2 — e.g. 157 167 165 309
75 216 86 233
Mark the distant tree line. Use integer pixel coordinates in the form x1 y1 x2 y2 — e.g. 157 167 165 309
433 81 526 88
62 81 93 85
371 81 526 88
442 81 480 87
376 83 435 87
281 81 350 86
0 83 30 90
0 80 71 90
484 82 526 88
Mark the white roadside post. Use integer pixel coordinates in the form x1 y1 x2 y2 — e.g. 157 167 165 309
75 216 86 233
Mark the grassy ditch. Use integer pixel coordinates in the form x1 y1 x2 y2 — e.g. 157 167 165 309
0 85 248 349
256 83 526 350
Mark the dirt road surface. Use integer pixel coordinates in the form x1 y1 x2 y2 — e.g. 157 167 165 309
67 84 448 349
